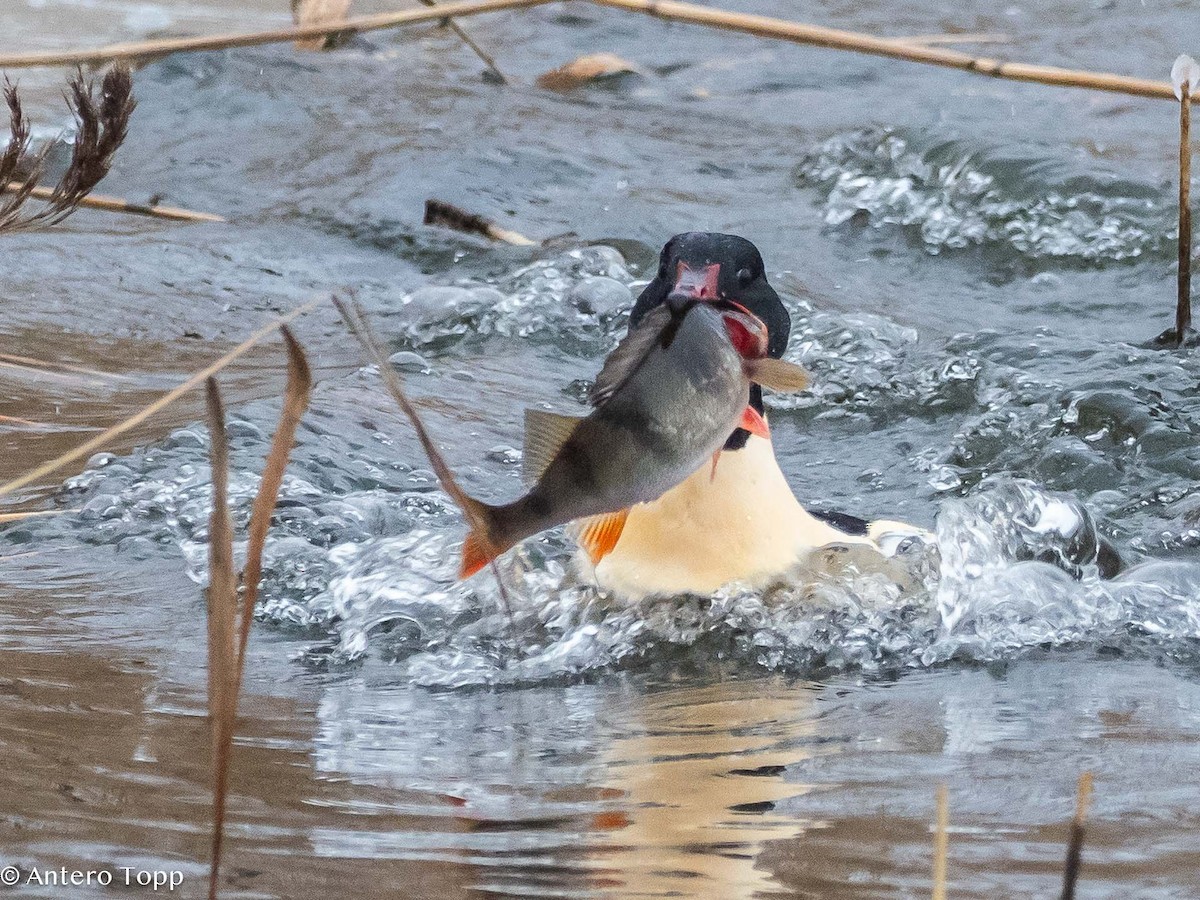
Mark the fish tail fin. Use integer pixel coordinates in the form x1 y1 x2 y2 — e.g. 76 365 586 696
458 497 505 579
460 529 492 579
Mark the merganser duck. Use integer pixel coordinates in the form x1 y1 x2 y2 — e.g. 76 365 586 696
583 232 930 599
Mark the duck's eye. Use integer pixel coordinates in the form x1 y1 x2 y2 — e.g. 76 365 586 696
736 267 754 287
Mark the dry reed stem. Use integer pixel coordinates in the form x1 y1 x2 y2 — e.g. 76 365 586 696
1060 772 1094 900
898 32 1010 47
1 65 136 234
204 332 312 900
424 198 536 245
931 784 948 900
1178 81 1192 342
417 0 509 83
587 0 1196 103
333 296 515 619
0 360 113 385
203 379 238 900
0 0 556 69
0 75 46 218
0 351 129 380
232 327 312 696
0 296 322 501
2 182 224 223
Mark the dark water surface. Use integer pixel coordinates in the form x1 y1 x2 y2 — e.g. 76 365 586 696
3 0 1200 896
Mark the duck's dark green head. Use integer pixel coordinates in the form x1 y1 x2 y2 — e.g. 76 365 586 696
630 232 792 450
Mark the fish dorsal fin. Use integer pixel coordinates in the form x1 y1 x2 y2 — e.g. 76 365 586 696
573 508 630 564
744 357 810 393
522 408 582 485
589 304 674 407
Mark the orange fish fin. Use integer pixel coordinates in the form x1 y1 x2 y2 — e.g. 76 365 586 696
744 357 810 393
523 408 583 485
460 530 492 579
575 509 630 564
710 449 721 482
739 405 770 440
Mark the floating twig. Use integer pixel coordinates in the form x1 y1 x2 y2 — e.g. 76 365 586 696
537 52 647 90
0 0 555 70
586 0 1197 103
204 329 312 900
0 65 135 234
2 182 224 223
0 296 322 501
418 0 509 83
424 198 536 245
1060 772 1094 900
1173 55 1198 345
334 296 516 621
932 784 948 900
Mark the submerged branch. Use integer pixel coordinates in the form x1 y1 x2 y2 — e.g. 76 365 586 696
418 0 509 83
424 198 536 245
931 784 949 900
1060 772 1094 900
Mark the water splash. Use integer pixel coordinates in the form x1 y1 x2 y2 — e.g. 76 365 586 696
9 243 1200 688
263 481 1197 689
379 245 635 352
796 129 1167 261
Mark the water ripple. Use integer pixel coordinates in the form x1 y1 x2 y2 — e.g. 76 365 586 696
796 129 1167 261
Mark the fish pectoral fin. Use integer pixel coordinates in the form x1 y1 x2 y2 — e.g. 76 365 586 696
745 357 810 393
573 508 630 565
710 449 721 482
739 406 770 440
523 408 583 485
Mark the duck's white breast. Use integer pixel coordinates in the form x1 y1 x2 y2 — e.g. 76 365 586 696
588 434 882 599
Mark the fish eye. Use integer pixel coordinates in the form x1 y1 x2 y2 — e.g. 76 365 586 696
736 267 754 287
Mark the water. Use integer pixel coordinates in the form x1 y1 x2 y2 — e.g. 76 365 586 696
3 0 1200 895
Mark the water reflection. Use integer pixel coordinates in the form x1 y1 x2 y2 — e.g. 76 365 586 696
589 681 819 899
310 676 825 898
